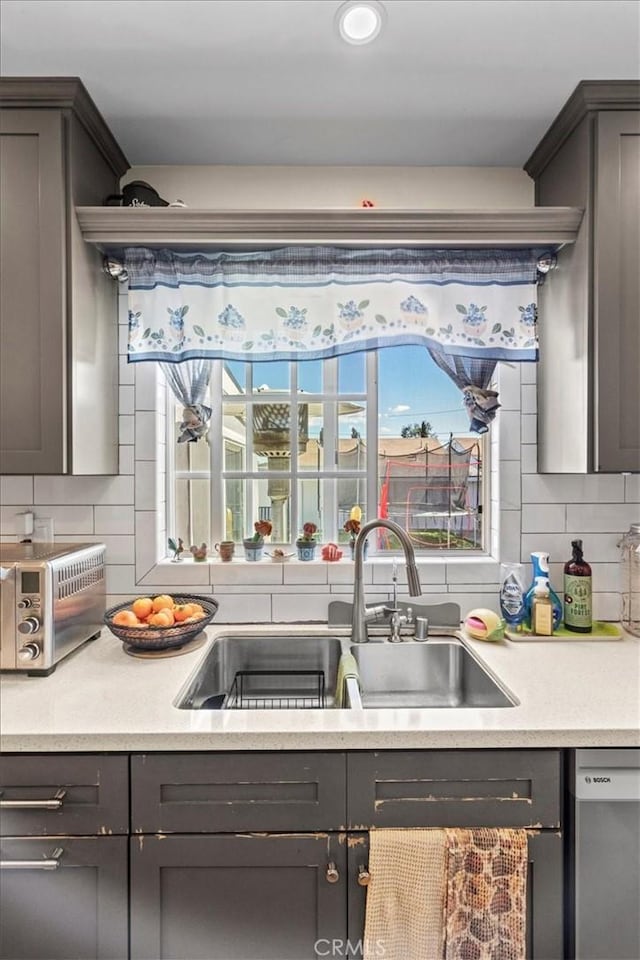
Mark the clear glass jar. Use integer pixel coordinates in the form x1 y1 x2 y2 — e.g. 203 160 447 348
620 523 640 637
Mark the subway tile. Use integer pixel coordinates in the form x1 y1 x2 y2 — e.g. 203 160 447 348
373 560 446 586
211 562 283 586
283 562 328 586
446 559 499 584
521 504 566 533
271 593 332 622
118 295 128 324
135 460 157 511
566 503 639 534
521 414 537 444
498 411 521 461
522 474 625 504
396 589 450 604
500 459 521 510
34 476 133 506
95 504 134 535
118 325 128 355
521 444 538 474
119 384 135 415
119 355 134 386
105 564 137 594
521 532 621 564
447 583 501 596
624 475 640 503
521 363 537 385
1 476 33 505
499 509 521 564
135 362 158 411
521 384 537 415
31 505 94 535
119 445 135 475
1 505 35 536
592 593 622 621
135 511 157 578
135 411 158 461
119 415 135 445
215 594 272 623
497 363 521 411
55 534 135 565
138 560 211 587
443 589 499 611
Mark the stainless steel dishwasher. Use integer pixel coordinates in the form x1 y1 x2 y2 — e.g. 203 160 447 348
573 749 640 960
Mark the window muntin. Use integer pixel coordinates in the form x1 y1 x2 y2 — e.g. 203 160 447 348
169 349 485 554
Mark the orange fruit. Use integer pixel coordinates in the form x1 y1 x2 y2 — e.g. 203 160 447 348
152 594 174 612
113 609 139 627
149 611 172 627
173 604 192 622
189 603 205 616
132 597 153 619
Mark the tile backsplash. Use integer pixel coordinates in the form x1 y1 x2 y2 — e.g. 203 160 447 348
1 292 638 625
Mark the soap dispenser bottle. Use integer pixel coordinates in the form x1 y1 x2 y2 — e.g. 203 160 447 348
531 578 553 636
564 539 592 633
525 552 563 630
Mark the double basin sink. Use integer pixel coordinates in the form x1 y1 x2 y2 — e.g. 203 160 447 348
175 633 516 711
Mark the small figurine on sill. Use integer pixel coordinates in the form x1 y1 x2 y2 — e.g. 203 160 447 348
168 537 185 562
190 543 208 562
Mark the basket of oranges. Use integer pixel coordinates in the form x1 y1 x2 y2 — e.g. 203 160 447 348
104 594 219 650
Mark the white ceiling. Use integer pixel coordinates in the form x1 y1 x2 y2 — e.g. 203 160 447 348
2 0 639 166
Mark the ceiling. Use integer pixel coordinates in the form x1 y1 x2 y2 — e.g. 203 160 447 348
1 0 639 166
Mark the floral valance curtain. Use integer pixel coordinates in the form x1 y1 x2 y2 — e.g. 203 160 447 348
124 246 547 365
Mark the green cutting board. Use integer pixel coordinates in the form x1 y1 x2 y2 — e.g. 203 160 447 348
506 621 623 641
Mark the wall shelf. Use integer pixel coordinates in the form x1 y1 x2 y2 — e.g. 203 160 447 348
76 206 583 251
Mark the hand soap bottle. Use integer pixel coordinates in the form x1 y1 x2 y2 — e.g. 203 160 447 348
525 552 563 630
564 539 592 633
531 578 554 636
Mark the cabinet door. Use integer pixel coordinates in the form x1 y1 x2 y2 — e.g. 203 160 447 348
0 837 127 960
0 109 67 474
347 831 563 960
594 110 640 472
131 833 347 960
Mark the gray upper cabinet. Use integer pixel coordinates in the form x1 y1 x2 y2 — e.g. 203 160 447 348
525 80 640 473
0 78 129 474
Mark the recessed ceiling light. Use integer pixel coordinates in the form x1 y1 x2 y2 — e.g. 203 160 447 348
336 0 386 45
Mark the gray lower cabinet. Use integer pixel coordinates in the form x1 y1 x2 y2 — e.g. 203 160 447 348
0 836 128 959
130 833 347 960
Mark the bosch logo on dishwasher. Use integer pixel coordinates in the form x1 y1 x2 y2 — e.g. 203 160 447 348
585 775 611 784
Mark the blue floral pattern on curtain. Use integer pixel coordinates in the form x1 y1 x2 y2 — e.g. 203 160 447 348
124 246 547 365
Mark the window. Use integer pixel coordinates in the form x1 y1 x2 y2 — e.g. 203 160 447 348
168 347 485 554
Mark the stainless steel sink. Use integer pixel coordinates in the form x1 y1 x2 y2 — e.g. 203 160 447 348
175 634 344 710
351 638 516 708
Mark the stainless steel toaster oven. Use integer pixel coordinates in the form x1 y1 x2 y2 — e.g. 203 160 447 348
0 543 106 675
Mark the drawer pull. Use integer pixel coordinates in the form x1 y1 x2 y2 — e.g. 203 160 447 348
326 861 340 883
0 847 64 871
357 864 371 886
0 789 66 810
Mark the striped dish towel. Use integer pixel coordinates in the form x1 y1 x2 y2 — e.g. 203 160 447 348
363 828 528 960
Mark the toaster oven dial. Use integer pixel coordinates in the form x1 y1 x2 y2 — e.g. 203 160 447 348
18 616 41 635
17 598 34 608
18 642 41 662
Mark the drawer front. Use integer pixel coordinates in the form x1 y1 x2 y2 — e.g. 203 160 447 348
132 752 347 833
0 755 129 836
347 750 561 829
0 836 128 959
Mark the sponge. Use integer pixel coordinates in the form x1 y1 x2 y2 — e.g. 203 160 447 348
464 608 506 642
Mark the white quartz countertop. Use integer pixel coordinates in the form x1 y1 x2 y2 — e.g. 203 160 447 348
1 623 639 752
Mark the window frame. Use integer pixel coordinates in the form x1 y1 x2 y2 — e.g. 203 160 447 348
166 351 488 558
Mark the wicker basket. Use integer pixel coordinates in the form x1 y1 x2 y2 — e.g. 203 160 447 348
104 594 219 650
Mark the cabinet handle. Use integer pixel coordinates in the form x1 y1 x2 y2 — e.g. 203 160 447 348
0 789 66 810
0 847 64 871
357 864 371 887
326 861 340 883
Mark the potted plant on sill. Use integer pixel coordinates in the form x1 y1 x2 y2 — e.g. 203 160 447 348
243 520 272 562
344 507 367 560
296 522 318 561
